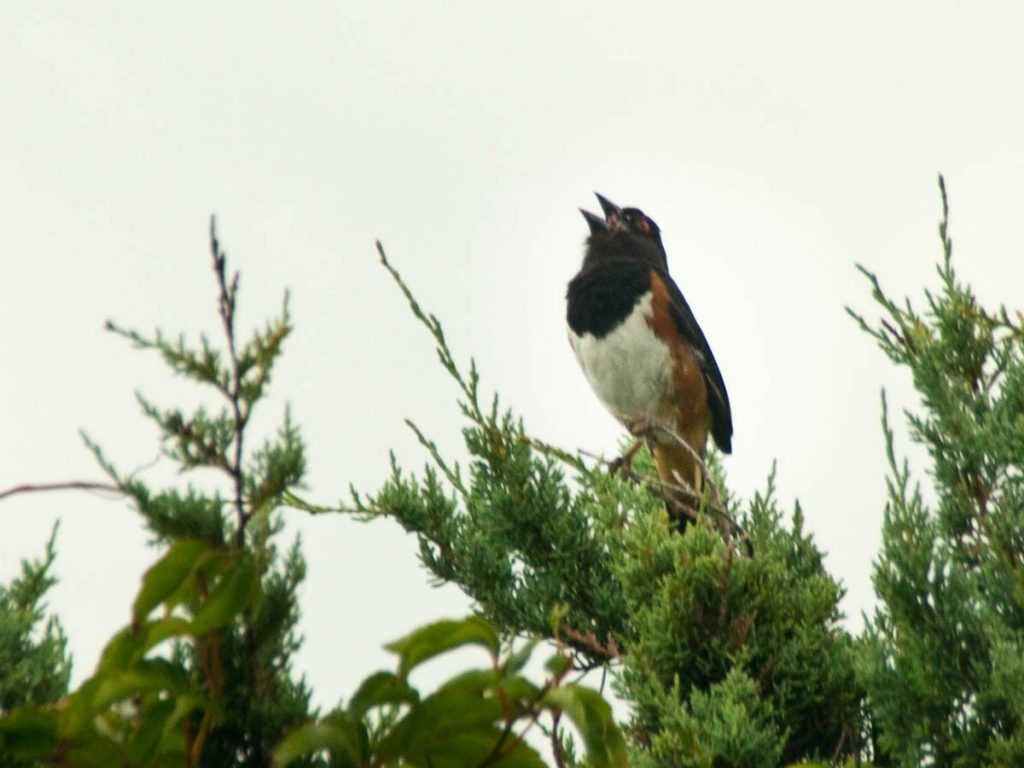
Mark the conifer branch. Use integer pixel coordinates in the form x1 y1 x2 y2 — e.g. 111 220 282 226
210 217 249 545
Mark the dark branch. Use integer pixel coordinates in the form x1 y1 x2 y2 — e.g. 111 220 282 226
0 481 123 502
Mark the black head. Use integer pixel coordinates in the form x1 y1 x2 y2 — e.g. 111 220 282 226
579 193 668 271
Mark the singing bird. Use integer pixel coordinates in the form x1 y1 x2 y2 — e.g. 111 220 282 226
566 193 732 507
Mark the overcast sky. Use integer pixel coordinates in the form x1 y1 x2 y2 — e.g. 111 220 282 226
3 1 1023 706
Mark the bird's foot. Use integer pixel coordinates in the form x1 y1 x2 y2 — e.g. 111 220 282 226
608 438 645 477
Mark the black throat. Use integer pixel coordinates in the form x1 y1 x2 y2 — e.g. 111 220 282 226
566 231 670 338
580 230 668 273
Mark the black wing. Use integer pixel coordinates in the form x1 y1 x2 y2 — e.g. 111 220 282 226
659 269 733 453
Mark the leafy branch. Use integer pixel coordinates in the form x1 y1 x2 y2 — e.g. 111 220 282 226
0 220 310 768
273 616 628 768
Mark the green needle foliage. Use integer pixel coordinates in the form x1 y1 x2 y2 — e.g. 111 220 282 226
0 224 627 768
0 222 314 767
2 177 1020 767
0 524 71 768
343 245 860 766
851 178 1024 766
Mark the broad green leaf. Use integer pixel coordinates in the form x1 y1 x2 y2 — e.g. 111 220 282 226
543 686 628 768
62 734 125 768
402 726 545 768
133 539 210 623
500 638 539 676
60 677 103 738
544 651 571 677
272 713 366 768
190 559 259 635
376 683 505 760
433 669 537 719
139 616 193 650
490 676 540 711
97 626 144 672
92 660 189 711
434 668 501 697
0 706 59 758
97 619 191 674
126 698 176 764
487 743 548 768
348 671 418 717
386 617 499 677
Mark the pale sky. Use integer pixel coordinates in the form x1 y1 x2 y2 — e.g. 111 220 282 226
3 1 1023 708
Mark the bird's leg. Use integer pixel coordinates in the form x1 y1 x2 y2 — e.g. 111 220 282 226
607 438 645 477
607 415 659 476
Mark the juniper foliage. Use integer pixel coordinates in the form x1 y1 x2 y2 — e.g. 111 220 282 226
0 222 317 767
0 524 70 716
851 177 1024 766
0 226 627 768
346 245 860 766
2 178 1020 767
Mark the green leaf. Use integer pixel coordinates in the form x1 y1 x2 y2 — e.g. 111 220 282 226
348 671 419 717
500 639 539 676
487 743 548 768
190 559 259 635
376 681 505 762
272 712 366 768
133 539 210 623
62 734 125 768
386 617 499 677
126 698 177 764
543 686 628 768
59 678 103 738
0 706 59 758
92 660 189 712
139 616 194 650
403 726 545 768
97 626 144 672
544 651 571 677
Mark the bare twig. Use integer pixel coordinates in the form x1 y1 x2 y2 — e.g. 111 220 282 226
0 481 123 502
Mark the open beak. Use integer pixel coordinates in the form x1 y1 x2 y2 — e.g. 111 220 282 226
579 208 607 234
594 192 621 221
581 193 623 234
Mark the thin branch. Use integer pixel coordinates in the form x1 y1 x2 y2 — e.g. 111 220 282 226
550 710 566 768
476 681 554 768
0 481 123 502
210 217 265 768
582 430 752 556
209 218 248 544
578 447 700 526
660 426 725 509
561 627 622 660
659 426 752 555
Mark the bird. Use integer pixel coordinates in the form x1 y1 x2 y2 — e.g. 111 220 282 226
566 193 732 519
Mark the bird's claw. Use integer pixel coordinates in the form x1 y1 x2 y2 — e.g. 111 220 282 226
607 438 645 477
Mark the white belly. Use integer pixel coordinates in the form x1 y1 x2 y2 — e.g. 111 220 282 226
567 293 673 425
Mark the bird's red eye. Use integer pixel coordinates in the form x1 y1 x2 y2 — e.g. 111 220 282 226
637 219 651 234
